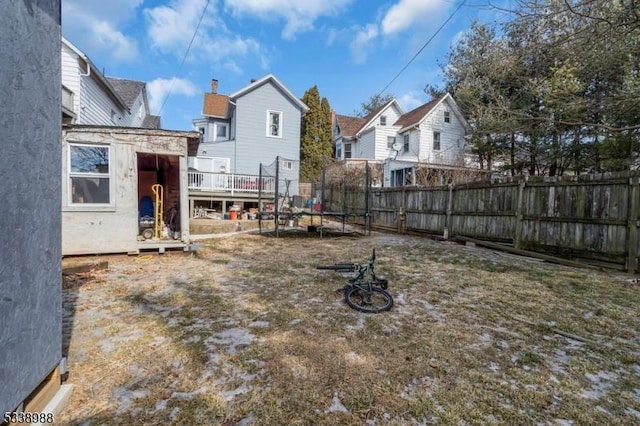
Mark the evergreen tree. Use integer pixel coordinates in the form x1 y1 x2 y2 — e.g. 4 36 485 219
300 86 333 182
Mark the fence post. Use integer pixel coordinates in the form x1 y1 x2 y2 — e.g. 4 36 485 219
443 183 453 239
398 187 407 233
514 178 526 249
627 175 639 273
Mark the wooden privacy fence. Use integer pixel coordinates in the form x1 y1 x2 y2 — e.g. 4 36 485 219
327 171 640 273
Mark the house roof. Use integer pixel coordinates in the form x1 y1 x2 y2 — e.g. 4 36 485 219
202 93 231 118
394 94 446 129
229 74 309 113
335 99 402 138
142 115 161 129
106 78 147 109
335 114 367 138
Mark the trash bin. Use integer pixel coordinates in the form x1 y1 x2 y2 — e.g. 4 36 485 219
229 210 237 220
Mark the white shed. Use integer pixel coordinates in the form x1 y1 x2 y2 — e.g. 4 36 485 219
62 125 201 255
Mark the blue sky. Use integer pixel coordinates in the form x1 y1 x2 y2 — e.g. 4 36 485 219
62 0 514 131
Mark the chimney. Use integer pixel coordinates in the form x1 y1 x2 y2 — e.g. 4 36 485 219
211 79 218 94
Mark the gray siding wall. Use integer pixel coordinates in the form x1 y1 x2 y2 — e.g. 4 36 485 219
234 82 302 194
0 0 62 414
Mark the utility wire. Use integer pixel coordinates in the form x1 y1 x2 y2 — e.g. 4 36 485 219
158 0 210 115
377 0 466 97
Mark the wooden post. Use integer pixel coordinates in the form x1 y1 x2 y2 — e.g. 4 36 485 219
274 156 280 237
627 175 639 273
514 178 526 249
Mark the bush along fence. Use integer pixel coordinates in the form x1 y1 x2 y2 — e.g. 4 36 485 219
326 170 640 273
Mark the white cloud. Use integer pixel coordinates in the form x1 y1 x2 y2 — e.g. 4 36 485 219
350 24 379 64
62 0 141 62
145 0 268 69
382 0 444 35
147 77 199 114
224 0 353 39
399 91 425 111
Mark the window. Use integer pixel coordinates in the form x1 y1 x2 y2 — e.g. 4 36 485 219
387 136 396 148
380 115 387 126
216 123 227 140
69 143 110 204
403 134 409 152
281 160 293 170
198 127 205 135
344 143 352 159
433 132 441 151
267 110 282 137
337 148 342 159
444 111 450 123
334 124 340 136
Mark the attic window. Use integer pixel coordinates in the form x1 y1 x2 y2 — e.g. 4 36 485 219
380 115 387 126
444 111 450 123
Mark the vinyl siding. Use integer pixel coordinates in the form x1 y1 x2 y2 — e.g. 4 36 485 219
418 99 466 165
233 81 303 193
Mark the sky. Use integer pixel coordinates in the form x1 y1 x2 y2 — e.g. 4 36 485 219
61 0 515 131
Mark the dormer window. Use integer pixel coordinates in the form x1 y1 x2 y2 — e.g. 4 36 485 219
444 111 450 123
380 115 387 126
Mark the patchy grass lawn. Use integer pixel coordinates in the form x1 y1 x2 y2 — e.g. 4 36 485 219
57 228 640 425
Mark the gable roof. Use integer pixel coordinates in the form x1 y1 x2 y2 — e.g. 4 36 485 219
202 93 231 118
394 93 468 132
229 74 309 113
335 114 366 138
334 98 403 138
394 94 445 129
106 78 145 108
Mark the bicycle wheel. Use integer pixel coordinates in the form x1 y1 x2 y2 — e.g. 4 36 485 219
344 286 393 313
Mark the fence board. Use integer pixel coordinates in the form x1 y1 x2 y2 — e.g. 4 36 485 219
323 171 640 272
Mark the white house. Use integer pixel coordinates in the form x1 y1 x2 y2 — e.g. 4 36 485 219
333 93 471 186
190 74 309 214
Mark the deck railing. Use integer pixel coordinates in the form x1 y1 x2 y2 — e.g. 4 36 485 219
188 171 275 194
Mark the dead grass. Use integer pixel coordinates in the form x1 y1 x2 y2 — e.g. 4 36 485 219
57 226 640 425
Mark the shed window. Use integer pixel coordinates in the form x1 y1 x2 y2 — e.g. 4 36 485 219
69 143 110 204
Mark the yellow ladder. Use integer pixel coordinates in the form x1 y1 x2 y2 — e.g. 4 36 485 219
152 184 164 239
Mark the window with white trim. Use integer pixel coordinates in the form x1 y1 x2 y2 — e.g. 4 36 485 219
380 115 387 126
281 160 293 170
444 111 450 123
403 134 409 152
267 110 282 137
387 136 396 148
344 143 352 159
216 123 228 140
69 143 111 204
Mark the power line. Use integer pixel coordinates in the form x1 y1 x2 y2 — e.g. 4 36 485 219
377 0 466 97
158 0 210 115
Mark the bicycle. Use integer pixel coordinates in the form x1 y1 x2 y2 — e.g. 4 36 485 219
316 249 393 313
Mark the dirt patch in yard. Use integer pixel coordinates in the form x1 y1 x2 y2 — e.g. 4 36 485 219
58 227 640 425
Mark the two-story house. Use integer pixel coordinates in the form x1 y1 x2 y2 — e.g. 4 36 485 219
60 37 200 255
333 93 471 187
190 74 309 214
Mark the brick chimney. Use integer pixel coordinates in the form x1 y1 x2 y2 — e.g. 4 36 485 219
211 79 218 94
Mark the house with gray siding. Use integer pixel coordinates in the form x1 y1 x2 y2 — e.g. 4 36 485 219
190 74 308 215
